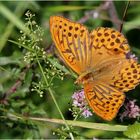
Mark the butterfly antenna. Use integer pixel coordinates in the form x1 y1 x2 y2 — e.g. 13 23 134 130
119 1 130 32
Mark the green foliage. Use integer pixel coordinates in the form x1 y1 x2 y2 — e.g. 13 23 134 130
124 122 140 139
46 5 96 12
1 1 140 139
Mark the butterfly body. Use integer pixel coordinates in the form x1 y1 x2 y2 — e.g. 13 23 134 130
50 16 140 121
76 57 126 85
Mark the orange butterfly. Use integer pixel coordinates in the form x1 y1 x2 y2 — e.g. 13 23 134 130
50 16 140 121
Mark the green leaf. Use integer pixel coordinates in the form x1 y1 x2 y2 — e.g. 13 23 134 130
23 130 34 139
32 109 46 116
11 100 26 108
0 51 24 66
0 2 28 52
46 5 96 12
0 57 20 65
124 16 140 30
123 122 140 139
114 138 129 140
0 3 30 36
128 4 140 14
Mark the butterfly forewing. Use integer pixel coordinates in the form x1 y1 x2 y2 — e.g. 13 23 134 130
84 82 125 121
89 27 130 68
50 16 91 74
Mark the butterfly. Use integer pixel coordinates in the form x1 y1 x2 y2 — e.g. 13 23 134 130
49 16 140 121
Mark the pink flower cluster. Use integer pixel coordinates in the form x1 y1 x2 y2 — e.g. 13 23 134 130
126 52 138 61
120 100 140 121
72 90 93 118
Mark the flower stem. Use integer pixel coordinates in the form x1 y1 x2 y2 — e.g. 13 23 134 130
36 57 74 140
6 111 128 132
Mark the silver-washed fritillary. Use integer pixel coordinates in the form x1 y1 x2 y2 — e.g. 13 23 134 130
50 16 140 121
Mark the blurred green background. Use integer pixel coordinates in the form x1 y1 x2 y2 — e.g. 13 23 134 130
0 1 140 139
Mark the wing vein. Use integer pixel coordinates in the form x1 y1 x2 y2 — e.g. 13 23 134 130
72 35 80 60
77 36 84 66
94 86 109 100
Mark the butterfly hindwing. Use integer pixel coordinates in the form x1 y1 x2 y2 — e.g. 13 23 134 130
84 82 125 121
111 59 140 92
92 58 140 92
